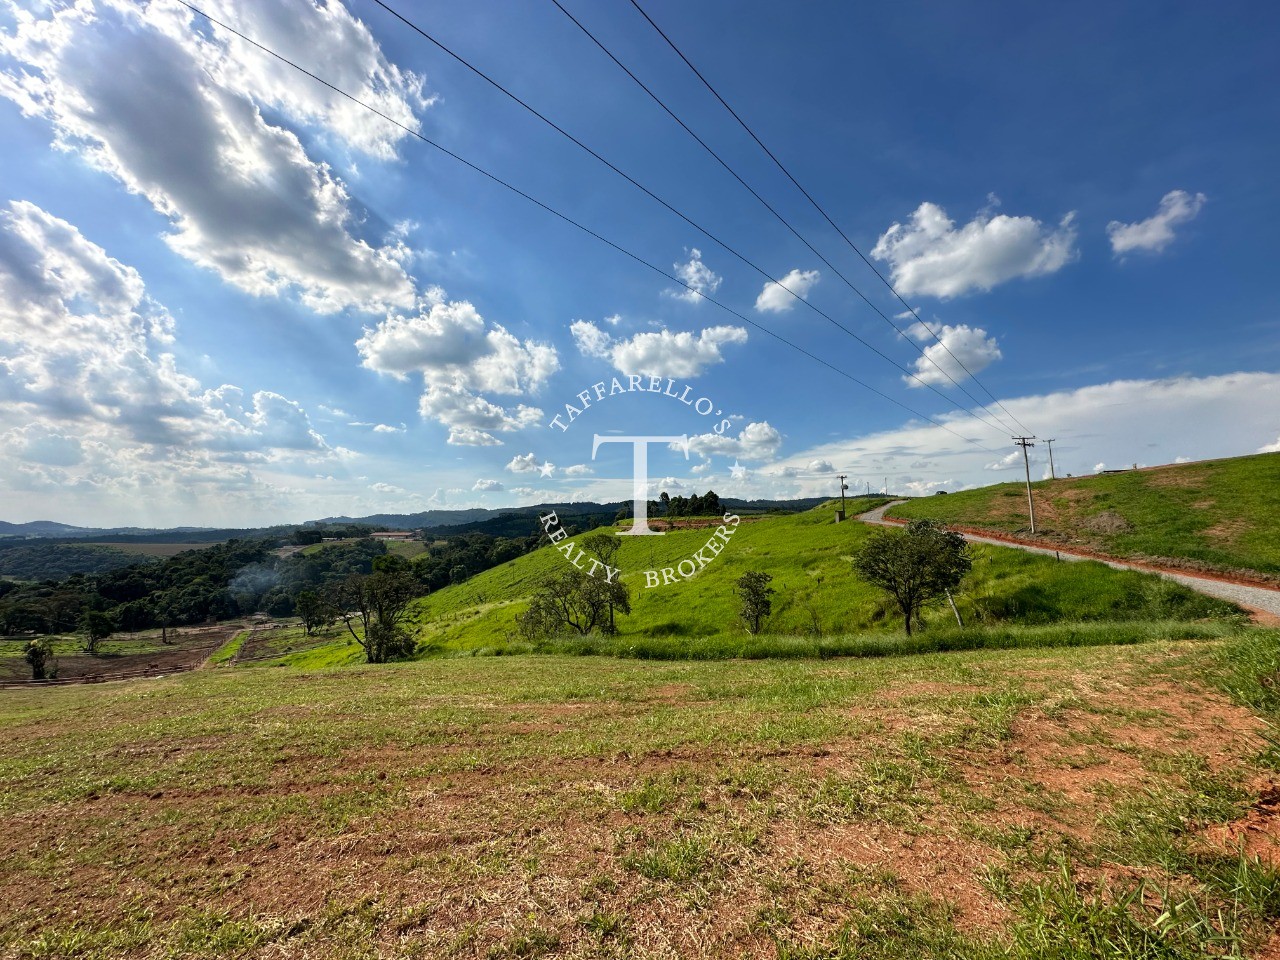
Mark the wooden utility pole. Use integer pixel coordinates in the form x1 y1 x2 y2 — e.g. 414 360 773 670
836 474 848 522
1045 438 1057 481
1013 437 1037 533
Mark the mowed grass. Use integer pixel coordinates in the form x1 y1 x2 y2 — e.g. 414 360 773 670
890 451 1280 578
1 633 1278 958
385 505 1239 659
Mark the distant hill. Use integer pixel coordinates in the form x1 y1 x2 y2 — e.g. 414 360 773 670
0 520 222 541
888 452 1280 581
319 496 838 533
0 495 844 546
0 520 101 539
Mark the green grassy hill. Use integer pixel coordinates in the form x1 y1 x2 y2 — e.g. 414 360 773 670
889 452 1280 580
276 500 1240 666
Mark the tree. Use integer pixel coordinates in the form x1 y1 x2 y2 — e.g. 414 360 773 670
296 590 334 636
81 610 113 655
24 637 56 680
517 567 630 640
580 533 626 634
328 570 420 663
736 571 775 635
852 520 971 636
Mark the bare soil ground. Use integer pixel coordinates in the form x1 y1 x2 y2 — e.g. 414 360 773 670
0 640 1276 958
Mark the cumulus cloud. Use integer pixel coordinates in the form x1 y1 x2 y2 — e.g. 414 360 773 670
755 268 820 313
904 322 1002 387
472 478 504 491
1259 436 1280 454
685 421 783 462
570 320 747 378
505 452 549 474
0 199 336 519
666 248 722 303
358 296 557 445
1107 190 1206 257
562 464 594 477
985 451 1022 471
809 459 835 474
871 201 1077 298
0 0 425 313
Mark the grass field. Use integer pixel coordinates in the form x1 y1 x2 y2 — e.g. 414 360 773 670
1 632 1277 958
888 452 1280 579
369 504 1240 661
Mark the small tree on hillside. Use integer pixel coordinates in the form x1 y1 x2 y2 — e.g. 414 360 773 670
517 568 631 640
328 570 420 663
853 520 971 636
81 611 113 655
580 532 626 634
736 571 775 635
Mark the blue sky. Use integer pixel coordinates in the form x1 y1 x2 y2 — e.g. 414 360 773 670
1 0 1277 527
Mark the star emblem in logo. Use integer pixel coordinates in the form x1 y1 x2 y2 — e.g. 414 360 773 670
538 460 556 478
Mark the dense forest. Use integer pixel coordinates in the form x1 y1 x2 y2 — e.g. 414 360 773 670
0 542 146 580
0 525 555 637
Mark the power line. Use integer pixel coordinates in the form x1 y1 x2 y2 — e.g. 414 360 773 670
168 0 999 456
626 0 1034 437
361 0 1012 439
549 0 1022 436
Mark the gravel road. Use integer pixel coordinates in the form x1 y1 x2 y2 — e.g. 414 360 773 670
858 501 1280 619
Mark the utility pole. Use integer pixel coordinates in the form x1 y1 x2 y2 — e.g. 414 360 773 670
1045 438 1057 481
1013 437 1037 533
884 476 889 496
836 474 848 522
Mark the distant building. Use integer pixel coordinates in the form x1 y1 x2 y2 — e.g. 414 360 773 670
371 531 415 540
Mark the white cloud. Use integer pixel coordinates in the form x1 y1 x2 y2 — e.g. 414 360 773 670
570 320 747 378
904 322 1002 387
809 459 835 474
0 199 338 522
1094 462 1107 473
370 482 405 495
1259 437 1280 454
871 201 1077 298
472 478 504 491
666 248 722 303
505 452 547 474
5 424 85 467
562 464 594 477
358 296 557 445
985 451 1021 471
372 423 404 433
755 268 820 314
1107 190 1206 257
0 1 426 313
685 421 783 462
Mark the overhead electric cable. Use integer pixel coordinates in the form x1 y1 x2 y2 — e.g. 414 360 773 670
361 0 1013 438
626 0 1034 436
549 0 1021 435
169 0 998 454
